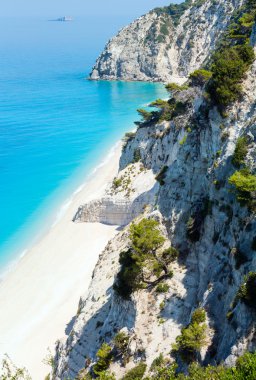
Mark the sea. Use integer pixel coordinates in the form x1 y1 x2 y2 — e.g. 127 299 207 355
0 16 167 274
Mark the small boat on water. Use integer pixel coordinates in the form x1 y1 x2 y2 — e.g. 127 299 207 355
52 16 73 22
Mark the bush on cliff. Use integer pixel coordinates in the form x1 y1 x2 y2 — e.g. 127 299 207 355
232 136 248 167
228 168 256 208
93 343 113 375
172 352 256 379
172 308 207 361
114 219 176 298
237 272 256 309
121 362 147 380
189 69 212 86
113 331 129 359
207 0 256 110
208 44 255 107
165 82 189 94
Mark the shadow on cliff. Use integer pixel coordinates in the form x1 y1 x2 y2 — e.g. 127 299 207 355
158 143 256 367
63 286 136 378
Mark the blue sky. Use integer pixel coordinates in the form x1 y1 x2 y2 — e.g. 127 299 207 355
0 0 181 66
2 0 176 18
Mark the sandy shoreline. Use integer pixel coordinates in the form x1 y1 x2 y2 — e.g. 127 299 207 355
0 142 122 379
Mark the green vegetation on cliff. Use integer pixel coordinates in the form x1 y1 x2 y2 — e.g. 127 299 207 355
208 44 255 107
228 168 256 209
154 0 208 27
237 271 256 309
232 136 248 167
172 308 207 361
207 0 256 108
78 351 256 380
114 219 177 299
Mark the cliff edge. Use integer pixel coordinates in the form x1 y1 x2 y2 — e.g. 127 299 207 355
90 0 243 82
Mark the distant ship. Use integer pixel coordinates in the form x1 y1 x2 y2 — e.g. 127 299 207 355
52 16 73 22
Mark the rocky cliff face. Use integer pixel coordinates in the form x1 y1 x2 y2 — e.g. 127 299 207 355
52 2 256 379
90 0 244 82
53 64 256 380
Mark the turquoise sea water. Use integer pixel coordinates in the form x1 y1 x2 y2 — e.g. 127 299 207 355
0 17 166 272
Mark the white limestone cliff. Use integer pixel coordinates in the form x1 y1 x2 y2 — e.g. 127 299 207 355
52 56 256 378
73 162 159 226
90 0 244 82
51 2 256 379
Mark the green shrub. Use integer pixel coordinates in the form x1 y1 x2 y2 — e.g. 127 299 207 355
135 107 161 126
130 219 165 256
237 272 256 309
97 372 116 380
156 283 170 293
149 98 174 121
155 0 193 26
133 148 141 163
147 351 256 379
208 44 255 107
113 177 122 189
232 137 248 167
137 109 153 122
173 308 207 361
228 169 256 207
0 355 32 380
235 351 256 379
191 308 206 324
181 362 233 379
174 323 207 359
113 249 143 299
123 132 136 143
179 135 187 145
150 99 169 109
239 12 255 28
113 331 129 356
165 83 188 94
150 354 177 379
93 343 113 375
114 219 171 298
160 23 169 36
206 0 256 109
122 363 147 380
150 354 165 371
161 247 179 264
189 69 212 86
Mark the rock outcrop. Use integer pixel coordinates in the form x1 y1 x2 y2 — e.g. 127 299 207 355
73 162 158 226
90 0 244 82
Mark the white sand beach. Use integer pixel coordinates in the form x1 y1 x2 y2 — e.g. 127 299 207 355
0 143 122 379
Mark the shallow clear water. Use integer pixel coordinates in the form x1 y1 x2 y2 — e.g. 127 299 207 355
0 17 167 271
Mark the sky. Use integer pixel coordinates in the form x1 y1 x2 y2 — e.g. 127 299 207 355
1 0 176 18
0 0 181 71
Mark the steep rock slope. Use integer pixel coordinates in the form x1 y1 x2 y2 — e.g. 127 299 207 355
53 52 256 380
90 0 244 82
52 2 256 378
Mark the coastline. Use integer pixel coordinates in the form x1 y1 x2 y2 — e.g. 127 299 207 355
0 141 121 282
0 141 122 379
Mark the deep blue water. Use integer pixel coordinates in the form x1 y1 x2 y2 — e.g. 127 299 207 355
0 17 166 271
